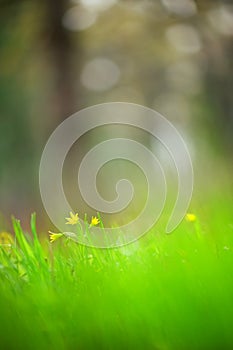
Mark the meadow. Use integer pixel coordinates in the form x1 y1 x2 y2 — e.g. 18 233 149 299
1 0 233 348
0 182 233 350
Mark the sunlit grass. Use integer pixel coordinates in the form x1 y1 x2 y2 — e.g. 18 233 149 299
0 193 233 349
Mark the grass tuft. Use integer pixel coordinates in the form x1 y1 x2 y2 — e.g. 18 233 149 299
0 198 233 349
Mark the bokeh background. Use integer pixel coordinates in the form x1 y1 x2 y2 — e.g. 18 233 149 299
0 0 232 231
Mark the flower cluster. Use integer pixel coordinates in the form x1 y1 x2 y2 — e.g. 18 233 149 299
49 212 100 243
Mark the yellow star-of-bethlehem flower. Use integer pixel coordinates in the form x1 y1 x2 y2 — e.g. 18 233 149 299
49 231 63 243
185 213 196 222
65 212 79 225
0 231 14 245
90 216 100 227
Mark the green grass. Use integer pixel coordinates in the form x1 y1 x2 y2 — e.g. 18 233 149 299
0 195 233 350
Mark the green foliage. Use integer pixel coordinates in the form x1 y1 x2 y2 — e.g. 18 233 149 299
0 201 233 350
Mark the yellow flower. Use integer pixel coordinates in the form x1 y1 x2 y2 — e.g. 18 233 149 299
65 212 79 225
90 216 100 227
49 231 63 243
0 232 14 252
185 213 196 223
0 231 14 245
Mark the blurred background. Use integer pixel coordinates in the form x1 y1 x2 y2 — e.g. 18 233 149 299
0 0 232 232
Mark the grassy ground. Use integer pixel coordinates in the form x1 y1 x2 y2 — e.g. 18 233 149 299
0 190 233 349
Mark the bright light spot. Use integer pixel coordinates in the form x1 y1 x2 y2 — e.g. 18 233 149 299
81 58 120 91
62 6 97 31
119 0 157 15
79 0 117 12
161 0 197 17
207 5 233 36
166 24 201 54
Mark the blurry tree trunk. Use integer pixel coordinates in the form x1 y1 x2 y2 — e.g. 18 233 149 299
204 35 233 153
46 0 80 122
